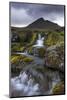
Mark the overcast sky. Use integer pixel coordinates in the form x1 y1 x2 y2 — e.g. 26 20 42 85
10 2 65 27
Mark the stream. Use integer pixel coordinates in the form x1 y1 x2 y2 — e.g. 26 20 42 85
11 34 61 97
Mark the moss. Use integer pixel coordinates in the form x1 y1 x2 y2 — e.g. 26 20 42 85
28 46 33 54
11 54 25 64
11 56 19 63
11 54 27 77
19 30 33 43
11 43 25 52
11 54 33 65
53 81 65 95
45 32 64 46
30 33 37 45
19 47 25 51
11 55 33 77
23 57 33 63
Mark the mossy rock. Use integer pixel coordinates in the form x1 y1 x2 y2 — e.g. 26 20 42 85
23 57 33 63
45 51 60 68
45 32 64 46
48 51 60 67
30 33 37 45
20 32 37 46
11 43 25 52
45 44 64 71
53 81 65 95
28 46 34 55
11 54 33 64
56 43 64 57
38 48 46 58
19 47 25 51
11 55 33 77
11 54 25 64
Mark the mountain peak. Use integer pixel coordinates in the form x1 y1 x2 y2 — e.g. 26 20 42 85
37 17 44 21
26 18 61 30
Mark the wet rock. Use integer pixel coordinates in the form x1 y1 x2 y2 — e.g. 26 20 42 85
45 44 64 72
29 47 46 58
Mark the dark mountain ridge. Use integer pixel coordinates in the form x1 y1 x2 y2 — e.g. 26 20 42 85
11 18 64 32
26 17 61 30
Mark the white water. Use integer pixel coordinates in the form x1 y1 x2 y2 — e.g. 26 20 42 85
16 50 28 56
33 34 44 47
11 71 40 96
11 70 61 96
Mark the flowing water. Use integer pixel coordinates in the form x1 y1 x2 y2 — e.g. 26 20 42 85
33 34 44 47
11 34 61 97
16 50 28 56
11 68 61 96
11 71 40 96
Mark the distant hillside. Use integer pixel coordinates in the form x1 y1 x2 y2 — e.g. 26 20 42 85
26 18 61 30
11 18 64 32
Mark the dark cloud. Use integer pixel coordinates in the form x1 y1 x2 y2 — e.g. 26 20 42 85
10 2 64 27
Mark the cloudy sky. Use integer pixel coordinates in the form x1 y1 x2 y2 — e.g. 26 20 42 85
10 2 65 27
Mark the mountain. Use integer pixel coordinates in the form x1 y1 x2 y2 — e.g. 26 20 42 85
26 18 61 30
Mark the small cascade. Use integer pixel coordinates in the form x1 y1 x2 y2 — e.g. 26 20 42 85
33 34 44 47
11 68 61 96
16 50 28 56
11 71 40 96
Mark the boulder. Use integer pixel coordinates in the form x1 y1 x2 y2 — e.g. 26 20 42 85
45 44 64 72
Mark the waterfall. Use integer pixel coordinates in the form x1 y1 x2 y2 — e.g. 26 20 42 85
33 34 44 47
38 34 41 40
